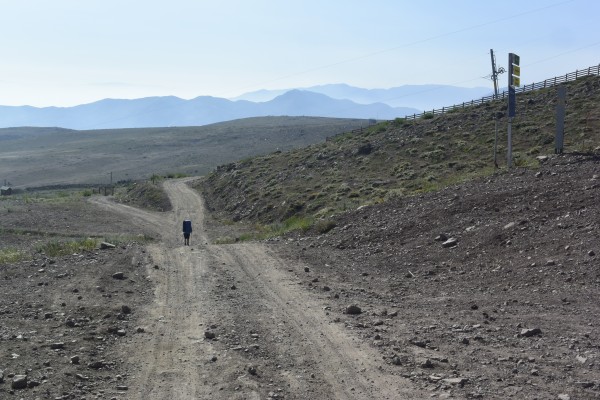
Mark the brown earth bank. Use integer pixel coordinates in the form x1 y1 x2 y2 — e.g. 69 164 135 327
0 154 599 399
274 153 600 399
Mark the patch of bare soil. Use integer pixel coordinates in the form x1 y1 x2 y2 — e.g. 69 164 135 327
2 154 599 400
0 244 153 399
275 154 600 399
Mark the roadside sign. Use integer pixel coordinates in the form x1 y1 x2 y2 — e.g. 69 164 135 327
509 53 521 87
507 52 520 168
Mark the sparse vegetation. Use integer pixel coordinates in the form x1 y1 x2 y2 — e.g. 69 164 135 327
198 76 600 230
0 248 26 264
37 238 99 257
0 116 370 188
116 181 172 212
165 172 189 179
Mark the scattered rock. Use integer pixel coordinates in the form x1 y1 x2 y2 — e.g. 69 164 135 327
50 342 65 349
71 355 80 364
576 355 587 364
504 222 516 230
204 331 216 340
557 395 571 400
117 385 129 390
442 377 467 386
88 361 105 369
28 379 40 388
419 358 434 368
100 242 116 249
354 142 373 156
345 305 362 315
112 272 125 280
121 305 132 314
248 366 257 375
11 375 28 390
442 238 458 248
435 233 448 242
520 328 542 337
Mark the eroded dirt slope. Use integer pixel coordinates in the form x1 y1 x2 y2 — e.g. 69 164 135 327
276 154 600 399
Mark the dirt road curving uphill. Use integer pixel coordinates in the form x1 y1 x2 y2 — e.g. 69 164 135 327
92 179 420 399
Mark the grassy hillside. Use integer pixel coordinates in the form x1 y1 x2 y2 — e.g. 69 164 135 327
198 76 600 226
0 116 371 188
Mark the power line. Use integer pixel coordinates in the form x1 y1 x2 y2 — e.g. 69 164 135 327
222 0 576 97
78 0 582 128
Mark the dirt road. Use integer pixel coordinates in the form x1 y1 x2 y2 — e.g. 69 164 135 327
92 179 420 399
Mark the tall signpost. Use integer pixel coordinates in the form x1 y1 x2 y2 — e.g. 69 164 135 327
507 53 520 167
556 85 566 154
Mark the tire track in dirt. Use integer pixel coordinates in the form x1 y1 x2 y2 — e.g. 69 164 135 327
91 179 420 399
208 244 404 399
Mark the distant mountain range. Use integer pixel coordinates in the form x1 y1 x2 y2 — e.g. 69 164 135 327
0 83 493 130
232 83 493 110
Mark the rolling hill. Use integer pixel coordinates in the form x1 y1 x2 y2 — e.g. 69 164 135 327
0 116 371 188
198 75 600 225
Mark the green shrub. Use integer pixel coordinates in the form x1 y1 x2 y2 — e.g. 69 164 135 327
423 113 434 119
393 117 406 127
282 215 313 231
38 238 99 257
165 172 189 179
315 219 336 234
0 248 26 264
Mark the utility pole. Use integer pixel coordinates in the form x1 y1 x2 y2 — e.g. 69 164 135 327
490 49 505 168
490 49 499 99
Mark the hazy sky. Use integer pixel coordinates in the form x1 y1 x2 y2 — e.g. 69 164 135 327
0 0 598 107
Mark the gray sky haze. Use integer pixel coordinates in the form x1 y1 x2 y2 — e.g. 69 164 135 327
0 0 598 107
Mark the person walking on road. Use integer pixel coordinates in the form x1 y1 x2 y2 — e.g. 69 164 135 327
183 219 192 246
